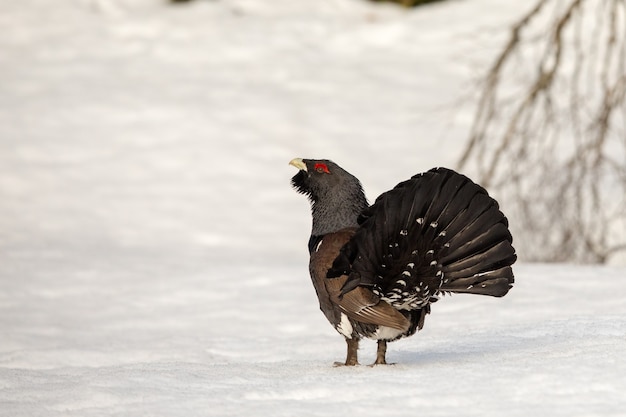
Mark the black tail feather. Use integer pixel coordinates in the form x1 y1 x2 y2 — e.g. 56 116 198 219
440 265 515 297
442 240 516 280
441 222 513 266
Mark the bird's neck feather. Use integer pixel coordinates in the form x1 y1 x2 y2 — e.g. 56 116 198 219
310 189 368 236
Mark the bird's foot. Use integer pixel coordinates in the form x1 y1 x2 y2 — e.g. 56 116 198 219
333 338 360 367
333 360 359 367
369 360 396 367
371 340 392 366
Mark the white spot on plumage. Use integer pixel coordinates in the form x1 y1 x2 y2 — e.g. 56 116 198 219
402 271 411 277
407 263 415 269
390 294 427 310
336 313 353 338
314 240 323 253
397 279 407 286
400 229 408 236
416 217 424 224
430 221 438 228
430 260 437 266
427 250 434 255
438 231 447 237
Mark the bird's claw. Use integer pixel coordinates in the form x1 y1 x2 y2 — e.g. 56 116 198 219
333 361 359 367
369 361 396 367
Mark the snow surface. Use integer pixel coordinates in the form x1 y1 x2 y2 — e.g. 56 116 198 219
1 0 625 416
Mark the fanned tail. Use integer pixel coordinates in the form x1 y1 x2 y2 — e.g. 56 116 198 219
328 167 516 307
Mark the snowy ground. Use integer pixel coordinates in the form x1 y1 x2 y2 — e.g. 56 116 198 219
1 0 625 416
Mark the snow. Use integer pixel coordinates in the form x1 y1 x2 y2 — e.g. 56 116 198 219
1 0 625 416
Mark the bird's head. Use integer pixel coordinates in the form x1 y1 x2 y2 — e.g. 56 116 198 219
289 158 357 202
289 158 368 236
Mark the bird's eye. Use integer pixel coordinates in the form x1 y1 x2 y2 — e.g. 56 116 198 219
314 163 330 174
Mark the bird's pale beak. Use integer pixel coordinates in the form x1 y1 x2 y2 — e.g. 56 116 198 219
289 158 307 172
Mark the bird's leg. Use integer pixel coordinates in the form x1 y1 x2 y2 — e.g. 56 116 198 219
372 340 389 365
334 338 359 366
345 337 359 365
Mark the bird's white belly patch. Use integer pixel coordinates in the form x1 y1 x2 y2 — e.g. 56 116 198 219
336 313 353 338
373 326 404 340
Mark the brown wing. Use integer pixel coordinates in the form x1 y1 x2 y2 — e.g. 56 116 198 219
310 228 410 332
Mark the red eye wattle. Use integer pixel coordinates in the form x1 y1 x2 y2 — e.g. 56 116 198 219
314 163 330 174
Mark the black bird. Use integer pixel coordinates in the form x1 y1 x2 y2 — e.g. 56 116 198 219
289 158 516 366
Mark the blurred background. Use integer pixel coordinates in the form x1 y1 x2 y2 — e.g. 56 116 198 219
1 0 623 271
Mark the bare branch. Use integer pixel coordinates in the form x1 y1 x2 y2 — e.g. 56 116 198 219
459 0 626 264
